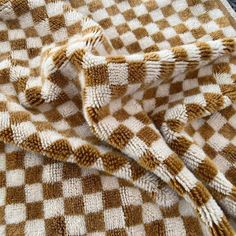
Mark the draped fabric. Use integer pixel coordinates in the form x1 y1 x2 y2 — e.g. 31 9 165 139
0 0 236 235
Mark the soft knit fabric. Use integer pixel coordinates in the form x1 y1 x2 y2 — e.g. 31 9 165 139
0 0 236 235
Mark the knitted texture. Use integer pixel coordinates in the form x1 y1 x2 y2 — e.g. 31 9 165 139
0 0 236 235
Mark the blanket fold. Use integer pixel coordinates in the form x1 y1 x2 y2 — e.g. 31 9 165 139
0 0 236 235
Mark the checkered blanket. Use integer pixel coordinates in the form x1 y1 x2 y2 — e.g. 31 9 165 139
0 0 236 235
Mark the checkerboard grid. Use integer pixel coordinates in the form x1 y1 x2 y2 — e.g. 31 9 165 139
72 0 236 54
185 103 236 172
0 0 88 136
0 0 235 234
148 54 233 118
0 142 207 235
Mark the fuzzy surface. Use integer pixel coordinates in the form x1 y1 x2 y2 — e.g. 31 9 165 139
0 0 236 235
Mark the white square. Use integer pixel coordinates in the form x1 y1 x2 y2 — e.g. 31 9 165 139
170 92 185 103
209 9 224 19
26 76 42 89
12 50 28 61
39 130 64 149
46 2 64 16
19 13 34 29
5 203 26 224
93 9 109 21
0 187 6 206
63 81 79 97
0 154 5 171
209 133 229 151
164 217 186 235
25 220 45 236
61 63 78 81
24 152 43 168
111 14 125 26
117 1 131 12
64 11 83 26
185 18 201 30
150 9 164 21
179 32 195 44
57 101 78 117
120 32 137 46
35 20 51 37
139 37 155 50
120 187 142 206
63 178 82 197
183 79 198 91
43 198 64 219
172 0 188 12
142 203 163 223
53 28 68 43
85 85 111 108
190 4 206 16
28 0 45 8
123 100 142 115
108 63 128 85
12 122 37 144
26 37 42 48
81 168 99 177
200 84 221 93
229 114 236 129
179 199 195 216
122 117 144 133
156 83 170 97
0 42 11 54
105 27 119 39
151 138 174 160
6 169 24 187
146 23 159 35
101 176 119 190
128 19 141 30
8 29 25 40
214 155 231 173
65 215 86 235
84 192 103 214
162 27 177 39
198 64 212 77
97 116 119 139
104 207 125 230
25 184 43 203
184 94 206 106
156 0 171 8
202 21 219 33
193 132 205 147
125 137 148 158
0 225 5 235
109 98 122 114
223 27 235 38
207 113 226 131
128 225 145 235
52 120 70 130
133 4 148 17
176 167 198 191
42 163 63 183
167 14 182 26
143 99 155 113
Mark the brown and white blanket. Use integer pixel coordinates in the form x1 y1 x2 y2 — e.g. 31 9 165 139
0 0 236 235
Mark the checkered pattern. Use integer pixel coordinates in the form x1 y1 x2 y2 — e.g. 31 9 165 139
0 0 235 235
0 142 207 235
70 0 236 54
